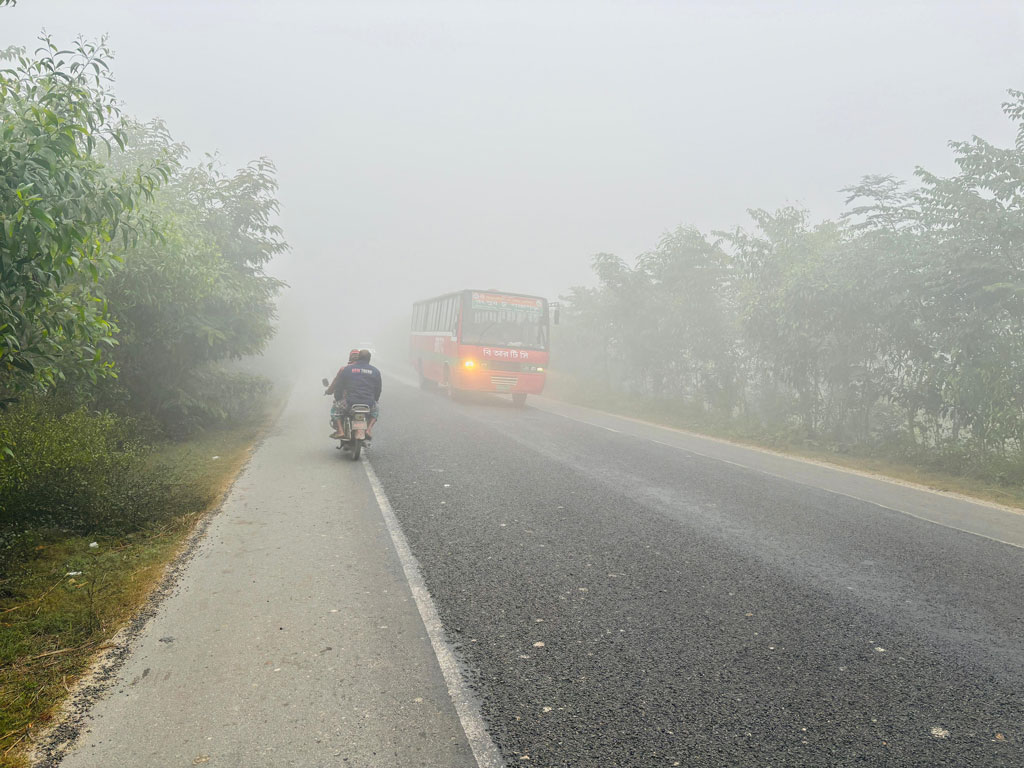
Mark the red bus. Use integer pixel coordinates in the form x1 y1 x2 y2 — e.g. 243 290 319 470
411 289 551 406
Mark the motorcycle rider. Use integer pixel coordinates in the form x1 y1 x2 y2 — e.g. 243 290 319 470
327 349 382 440
325 349 361 438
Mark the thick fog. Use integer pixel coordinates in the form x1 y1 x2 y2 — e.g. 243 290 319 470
6 0 1024 361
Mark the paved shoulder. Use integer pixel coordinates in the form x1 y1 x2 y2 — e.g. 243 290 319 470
59 388 477 768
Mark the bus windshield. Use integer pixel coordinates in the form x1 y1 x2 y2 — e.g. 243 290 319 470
460 292 549 350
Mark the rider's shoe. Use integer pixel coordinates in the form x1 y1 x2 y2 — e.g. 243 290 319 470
329 431 342 439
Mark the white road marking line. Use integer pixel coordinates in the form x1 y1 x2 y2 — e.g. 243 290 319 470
363 457 505 768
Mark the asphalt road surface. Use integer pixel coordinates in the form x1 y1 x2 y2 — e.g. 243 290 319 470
54 377 1023 767
369 379 1024 767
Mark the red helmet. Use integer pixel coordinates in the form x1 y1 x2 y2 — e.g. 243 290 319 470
348 348 360 362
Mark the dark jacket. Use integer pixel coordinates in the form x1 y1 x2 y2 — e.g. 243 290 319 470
331 363 382 405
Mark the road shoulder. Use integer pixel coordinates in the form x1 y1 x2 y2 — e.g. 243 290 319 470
51 389 478 768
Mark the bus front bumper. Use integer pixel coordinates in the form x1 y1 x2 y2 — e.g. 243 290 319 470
452 369 546 395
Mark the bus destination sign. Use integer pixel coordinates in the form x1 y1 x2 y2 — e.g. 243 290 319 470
471 292 544 313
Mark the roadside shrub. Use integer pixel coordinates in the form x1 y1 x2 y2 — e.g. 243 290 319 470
0 399 190 572
153 367 272 438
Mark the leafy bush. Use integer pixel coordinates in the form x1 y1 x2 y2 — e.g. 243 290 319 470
0 399 199 573
139 367 273 438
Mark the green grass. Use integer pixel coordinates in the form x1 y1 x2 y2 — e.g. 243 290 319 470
0 421 265 767
545 374 1024 511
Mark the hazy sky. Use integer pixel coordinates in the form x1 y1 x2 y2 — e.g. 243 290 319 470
6 0 1024 345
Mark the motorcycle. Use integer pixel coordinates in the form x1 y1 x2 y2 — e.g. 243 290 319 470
322 378 371 460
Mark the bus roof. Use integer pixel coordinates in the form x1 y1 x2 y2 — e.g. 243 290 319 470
412 289 548 306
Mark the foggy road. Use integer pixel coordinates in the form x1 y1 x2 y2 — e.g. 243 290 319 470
370 378 1024 767
8 4 1024 768
56 378 1024 768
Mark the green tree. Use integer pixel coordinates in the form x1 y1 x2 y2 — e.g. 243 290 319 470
100 128 287 429
555 86 1024 492
0 38 169 405
637 227 737 407
910 90 1024 449
720 208 847 432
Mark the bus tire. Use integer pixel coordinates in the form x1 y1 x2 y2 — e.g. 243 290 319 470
417 361 430 389
512 393 527 408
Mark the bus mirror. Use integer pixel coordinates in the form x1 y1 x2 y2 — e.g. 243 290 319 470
321 378 329 387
